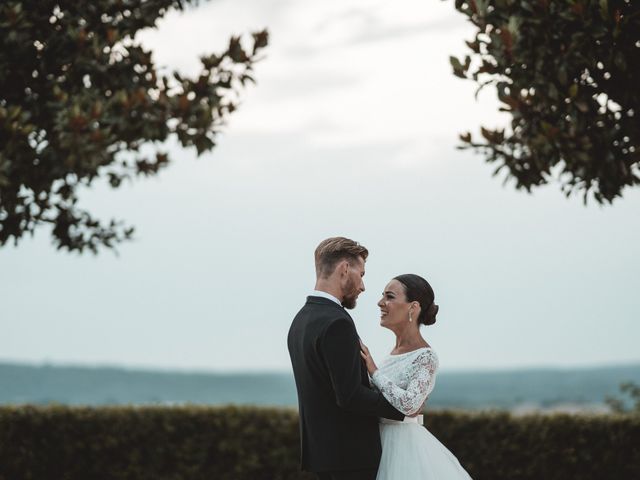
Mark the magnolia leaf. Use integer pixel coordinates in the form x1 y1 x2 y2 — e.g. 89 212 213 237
0 2 269 253
449 0 640 204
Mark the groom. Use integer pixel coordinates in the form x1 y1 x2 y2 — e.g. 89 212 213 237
287 237 405 480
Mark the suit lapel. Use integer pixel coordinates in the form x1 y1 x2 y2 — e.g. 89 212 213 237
344 310 371 386
306 296 370 385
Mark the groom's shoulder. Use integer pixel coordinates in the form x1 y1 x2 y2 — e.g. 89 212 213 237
300 296 349 316
293 296 350 325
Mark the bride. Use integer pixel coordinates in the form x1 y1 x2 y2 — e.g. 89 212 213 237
359 274 473 480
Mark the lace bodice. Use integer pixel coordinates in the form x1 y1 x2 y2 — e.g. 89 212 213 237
370 347 439 416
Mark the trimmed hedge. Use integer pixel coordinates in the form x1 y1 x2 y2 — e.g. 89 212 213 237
0 405 639 480
424 410 640 479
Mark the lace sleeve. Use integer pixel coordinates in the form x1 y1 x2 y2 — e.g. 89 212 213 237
370 350 438 415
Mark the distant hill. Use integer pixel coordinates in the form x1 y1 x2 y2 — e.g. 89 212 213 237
2 361 639 412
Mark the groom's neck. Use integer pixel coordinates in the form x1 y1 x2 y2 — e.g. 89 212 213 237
314 280 343 303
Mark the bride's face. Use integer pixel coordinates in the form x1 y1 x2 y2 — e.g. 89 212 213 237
378 279 413 328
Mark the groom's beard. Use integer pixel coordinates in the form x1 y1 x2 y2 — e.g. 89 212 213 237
341 277 359 310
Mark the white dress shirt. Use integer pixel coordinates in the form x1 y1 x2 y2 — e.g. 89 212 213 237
311 289 342 307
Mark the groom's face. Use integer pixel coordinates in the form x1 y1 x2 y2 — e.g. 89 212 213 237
341 256 366 310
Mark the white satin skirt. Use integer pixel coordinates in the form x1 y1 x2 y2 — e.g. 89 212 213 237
377 416 473 479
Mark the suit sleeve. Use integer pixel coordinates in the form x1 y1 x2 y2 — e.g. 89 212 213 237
319 317 404 420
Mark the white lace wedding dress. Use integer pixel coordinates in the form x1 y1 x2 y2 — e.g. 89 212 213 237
370 347 473 479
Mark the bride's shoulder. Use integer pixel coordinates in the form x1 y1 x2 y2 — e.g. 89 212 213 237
412 347 439 368
417 346 437 358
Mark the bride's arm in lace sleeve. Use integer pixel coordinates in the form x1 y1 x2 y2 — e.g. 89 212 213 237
369 350 437 416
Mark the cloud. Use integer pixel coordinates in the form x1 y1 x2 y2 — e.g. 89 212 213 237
2 0 639 372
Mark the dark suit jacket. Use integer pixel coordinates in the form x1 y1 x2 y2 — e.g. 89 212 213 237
287 296 404 473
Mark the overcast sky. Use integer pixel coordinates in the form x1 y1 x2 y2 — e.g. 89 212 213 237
2 0 639 373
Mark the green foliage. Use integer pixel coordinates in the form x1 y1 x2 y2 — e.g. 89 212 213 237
0 1 268 253
450 0 640 203
427 409 640 479
1 405 639 480
606 381 640 414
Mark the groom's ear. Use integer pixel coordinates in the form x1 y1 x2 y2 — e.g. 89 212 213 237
337 259 349 277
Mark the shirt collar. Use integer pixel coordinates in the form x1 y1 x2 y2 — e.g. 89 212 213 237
311 289 342 307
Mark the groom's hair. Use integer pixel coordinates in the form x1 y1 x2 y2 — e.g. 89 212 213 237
314 237 369 279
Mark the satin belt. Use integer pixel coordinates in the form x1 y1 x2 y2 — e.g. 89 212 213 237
380 414 423 426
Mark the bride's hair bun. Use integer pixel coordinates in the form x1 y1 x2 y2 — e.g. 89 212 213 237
422 303 439 326
393 274 439 327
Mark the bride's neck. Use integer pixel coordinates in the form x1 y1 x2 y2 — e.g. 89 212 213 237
392 325 425 350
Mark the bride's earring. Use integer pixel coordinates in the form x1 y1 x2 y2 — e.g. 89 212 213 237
408 309 413 322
